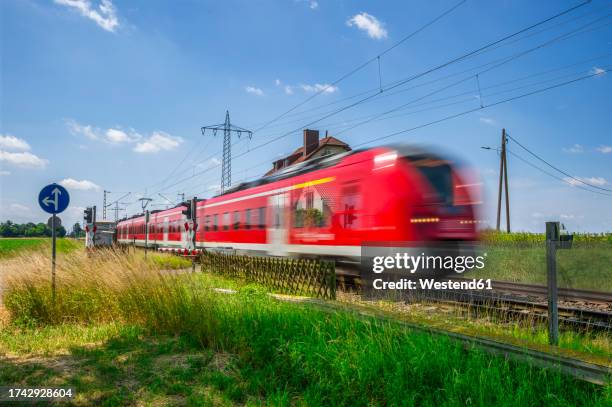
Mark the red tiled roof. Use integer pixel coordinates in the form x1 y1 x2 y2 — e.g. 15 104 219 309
265 136 351 175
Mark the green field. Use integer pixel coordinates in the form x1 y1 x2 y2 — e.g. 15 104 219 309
1 249 610 406
0 238 81 258
463 241 612 292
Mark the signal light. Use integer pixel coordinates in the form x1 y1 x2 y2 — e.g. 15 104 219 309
184 222 189 231
84 207 93 223
181 201 192 219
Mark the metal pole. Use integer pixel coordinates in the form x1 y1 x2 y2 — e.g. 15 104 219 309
496 130 504 231
144 210 149 259
546 221 559 346
502 129 510 233
51 214 57 304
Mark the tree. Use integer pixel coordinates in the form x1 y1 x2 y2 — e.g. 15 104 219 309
72 222 83 238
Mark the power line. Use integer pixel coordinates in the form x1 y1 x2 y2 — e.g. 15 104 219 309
506 133 612 193
507 149 612 196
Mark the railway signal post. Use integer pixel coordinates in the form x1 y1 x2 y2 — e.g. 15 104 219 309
38 183 70 304
546 221 574 346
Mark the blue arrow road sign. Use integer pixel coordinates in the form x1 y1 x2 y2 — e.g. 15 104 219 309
38 183 70 214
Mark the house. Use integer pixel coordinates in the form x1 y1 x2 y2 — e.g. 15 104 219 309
265 129 351 175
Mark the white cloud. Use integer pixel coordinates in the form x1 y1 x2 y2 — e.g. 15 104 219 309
0 170 10 176
54 0 119 32
596 145 612 154
562 144 584 153
66 119 99 140
275 79 281 86
245 86 264 96
590 66 606 76
0 134 30 151
105 128 140 144
560 214 575 219
59 178 101 191
479 117 495 126
300 83 339 94
133 131 183 153
563 176 608 187
0 151 48 168
284 85 294 95
346 12 388 40
309 1 318 9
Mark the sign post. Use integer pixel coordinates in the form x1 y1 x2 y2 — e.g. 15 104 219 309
38 183 70 304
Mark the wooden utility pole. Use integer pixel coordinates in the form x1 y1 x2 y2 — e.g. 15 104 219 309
496 129 510 232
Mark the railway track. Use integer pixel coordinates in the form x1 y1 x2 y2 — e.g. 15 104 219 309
334 270 612 331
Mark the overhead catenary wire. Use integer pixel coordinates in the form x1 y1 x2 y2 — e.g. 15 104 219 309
161 66 609 201
251 0 468 134
249 0 608 128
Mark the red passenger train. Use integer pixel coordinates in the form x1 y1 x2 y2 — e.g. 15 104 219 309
116 145 481 259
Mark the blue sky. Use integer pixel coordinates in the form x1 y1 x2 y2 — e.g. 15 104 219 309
1 0 611 232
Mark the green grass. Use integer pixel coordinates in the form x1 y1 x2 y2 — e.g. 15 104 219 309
148 252 193 270
2 251 610 406
0 237 81 258
464 242 612 291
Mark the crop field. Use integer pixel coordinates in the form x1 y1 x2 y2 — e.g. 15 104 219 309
1 249 610 406
0 238 81 258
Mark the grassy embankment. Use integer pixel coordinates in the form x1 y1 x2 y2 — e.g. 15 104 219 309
464 231 612 291
1 249 610 405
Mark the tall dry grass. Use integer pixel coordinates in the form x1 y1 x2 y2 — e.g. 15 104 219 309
1 249 218 344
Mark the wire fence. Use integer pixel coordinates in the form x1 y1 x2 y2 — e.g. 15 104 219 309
200 251 336 300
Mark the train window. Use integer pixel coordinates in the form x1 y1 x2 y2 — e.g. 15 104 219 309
245 209 251 230
204 215 211 231
233 211 240 230
341 185 360 229
258 207 265 229
305 192 314 209
223 212 229 230
213 214 218 231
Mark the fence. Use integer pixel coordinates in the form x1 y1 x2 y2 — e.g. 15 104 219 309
200 251 336 300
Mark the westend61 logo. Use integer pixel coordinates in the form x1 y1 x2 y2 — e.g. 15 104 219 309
360 242 491 300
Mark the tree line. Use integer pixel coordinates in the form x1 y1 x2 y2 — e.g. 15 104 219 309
0 220 82 238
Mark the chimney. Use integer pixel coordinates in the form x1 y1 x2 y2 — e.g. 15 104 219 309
303 129 319 157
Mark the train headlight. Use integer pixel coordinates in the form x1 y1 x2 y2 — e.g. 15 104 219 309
410 217 440 223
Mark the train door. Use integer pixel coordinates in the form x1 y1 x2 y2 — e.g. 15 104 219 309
163 217 169 243
268 193 288 256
